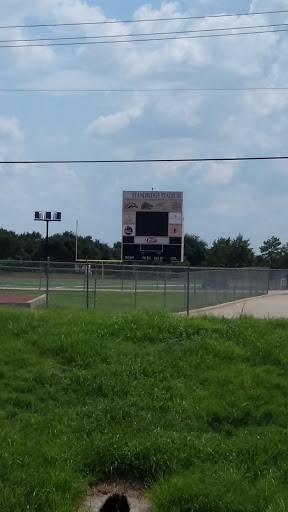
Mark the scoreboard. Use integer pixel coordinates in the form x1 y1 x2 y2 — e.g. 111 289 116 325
122 191 184 262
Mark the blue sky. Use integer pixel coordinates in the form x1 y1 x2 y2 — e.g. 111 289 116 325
1 0 288 251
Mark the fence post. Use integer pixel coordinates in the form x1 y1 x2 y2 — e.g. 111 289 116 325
184 277 187 310
39 268 42 291
215 271 218 304
241 269 245 300
134 269 138 310
121 266 124 291
256 271 259 296
233 270 236 301
164 268 167 309
46 257 50 309
186 265 190 317
94 265 97 309
267 269 270 295
86 259 89 310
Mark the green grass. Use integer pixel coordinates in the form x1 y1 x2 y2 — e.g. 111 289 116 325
0 309 288 511
48 290 252 312
1 288 254 312
0 273 186 291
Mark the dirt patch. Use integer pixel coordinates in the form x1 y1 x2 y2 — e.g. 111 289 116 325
0 293 46 309
80 480 151 512
0 293 36 303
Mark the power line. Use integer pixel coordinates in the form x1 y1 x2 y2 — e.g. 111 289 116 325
0 9 288 29
1 22 287 44
1 87 288 93
1 27 287 49
1 156 288 164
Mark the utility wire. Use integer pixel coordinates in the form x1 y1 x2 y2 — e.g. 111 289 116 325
1 27 287 48
1 22 287 43
1 156 288 164
1 87 288 93
0 9 288 29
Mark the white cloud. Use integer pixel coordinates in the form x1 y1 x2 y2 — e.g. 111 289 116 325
243 90 288 116
2 0 288 245
205 183 256 217
12 45 57 70
0 117 24 139
0 0 109 70
86 98 145 136
195 161 239 185
155 92 202 126
0 24 58 70
0 117 26 177
120 3 210 76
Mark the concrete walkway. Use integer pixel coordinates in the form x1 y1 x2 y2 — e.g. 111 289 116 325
190 291 288 319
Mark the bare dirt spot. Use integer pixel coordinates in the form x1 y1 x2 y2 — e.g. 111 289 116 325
0 293 46 309
0 292 36 303
80 480 151 512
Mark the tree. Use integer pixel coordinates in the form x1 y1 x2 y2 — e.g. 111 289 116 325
19 231 42 260
229 234 254 268
112 241 121 260
277 243 288 269
184 234 207 266
0 228 25 260
44 231 76 261
206 237 232 267
206 234 254 268
260 236 282 268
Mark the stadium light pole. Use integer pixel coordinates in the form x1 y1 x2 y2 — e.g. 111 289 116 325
34 211 62 259
34 211 62 309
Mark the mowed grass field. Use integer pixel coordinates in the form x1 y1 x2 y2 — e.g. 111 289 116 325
1 309 288 511
49 289 253 312
0 288 254 312
0 272 265 312
0 273 186 290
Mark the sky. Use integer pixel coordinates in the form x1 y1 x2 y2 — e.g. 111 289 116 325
1 0 288 251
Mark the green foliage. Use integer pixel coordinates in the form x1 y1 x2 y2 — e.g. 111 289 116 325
260 237 283 268
0 311 288 511
206 234 254 267
18 231 43 260
0 228 26 260
150 468 288 512
279 243 288 269
184 234 208 266
0 228 118 262
112 241 122 260
2 225 288 268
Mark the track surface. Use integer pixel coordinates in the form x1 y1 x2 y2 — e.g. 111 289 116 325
0 292 38 304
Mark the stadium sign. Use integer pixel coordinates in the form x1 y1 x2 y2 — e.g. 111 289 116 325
122 191 184 262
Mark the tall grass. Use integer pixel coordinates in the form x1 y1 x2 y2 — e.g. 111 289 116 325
0 309 288 511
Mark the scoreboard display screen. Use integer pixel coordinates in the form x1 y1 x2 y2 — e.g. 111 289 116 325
136 212 168 237
122 191 184 262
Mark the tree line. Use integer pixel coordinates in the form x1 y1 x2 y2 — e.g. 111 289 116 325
0 228 287 268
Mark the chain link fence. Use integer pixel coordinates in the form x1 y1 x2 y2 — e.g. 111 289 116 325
268 269 288 291
0 260 271 314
